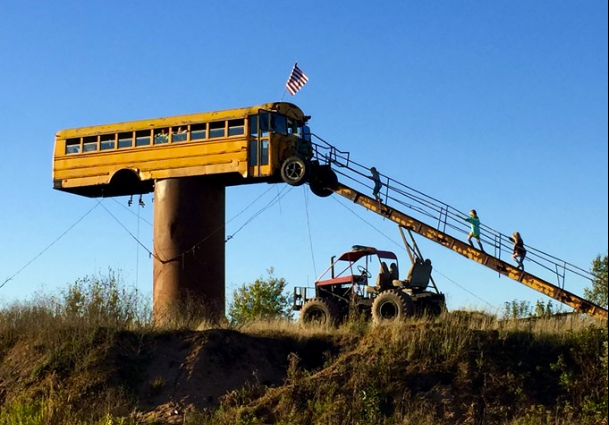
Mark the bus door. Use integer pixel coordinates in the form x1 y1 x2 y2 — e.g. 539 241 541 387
248 112 272 178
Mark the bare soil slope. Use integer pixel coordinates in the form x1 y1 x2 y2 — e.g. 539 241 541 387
131 329 341 422
0 327 344 423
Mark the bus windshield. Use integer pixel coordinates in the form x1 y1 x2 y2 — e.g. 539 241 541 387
259 111 305 138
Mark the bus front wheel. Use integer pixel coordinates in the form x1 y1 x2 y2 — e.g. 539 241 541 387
281 156 310 186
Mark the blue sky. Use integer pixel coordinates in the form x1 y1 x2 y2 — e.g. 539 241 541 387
1 1 607 315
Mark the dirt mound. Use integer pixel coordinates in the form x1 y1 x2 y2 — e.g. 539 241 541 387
111 329 339 422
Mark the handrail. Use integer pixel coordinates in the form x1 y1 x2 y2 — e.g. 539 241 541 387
308 135 605 319
331 182 607 320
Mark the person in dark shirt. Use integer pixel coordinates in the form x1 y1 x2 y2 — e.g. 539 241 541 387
370 167 381 200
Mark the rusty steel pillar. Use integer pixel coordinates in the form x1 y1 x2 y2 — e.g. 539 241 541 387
153 177 225 324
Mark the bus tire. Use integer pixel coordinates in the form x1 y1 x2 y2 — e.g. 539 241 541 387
310 182 333 198
300 298 340 326
371 289 414 324
309 165 338 198
281 156 310 186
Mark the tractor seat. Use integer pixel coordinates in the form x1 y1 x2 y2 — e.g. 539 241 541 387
376 261 391 288
405 259 432 290
365 285 377 294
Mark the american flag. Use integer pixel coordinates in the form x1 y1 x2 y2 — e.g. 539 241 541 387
285 63 309 96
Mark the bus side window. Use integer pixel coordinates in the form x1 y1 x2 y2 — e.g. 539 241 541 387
249 139 258 166
261 140 269 165
191 123 207 140
228 119 245 136
209 121 225 138
135 130 151 147
102 134 118 150
172 126 188 142
83 136 98 152
117 132 131 149
249 115 258 137
66 138 81 154
259 112 270 137
154 128 169 144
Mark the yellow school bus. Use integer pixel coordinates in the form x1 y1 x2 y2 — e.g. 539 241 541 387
53 102 317 197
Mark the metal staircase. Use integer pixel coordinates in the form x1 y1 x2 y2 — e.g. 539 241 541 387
310 135 608 320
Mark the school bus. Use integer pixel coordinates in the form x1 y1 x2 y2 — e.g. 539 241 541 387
52 102 318 197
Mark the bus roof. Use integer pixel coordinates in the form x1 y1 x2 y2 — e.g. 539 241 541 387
56 102 306 138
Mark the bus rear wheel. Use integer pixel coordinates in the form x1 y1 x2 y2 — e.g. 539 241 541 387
281 156 310 186
107 169 152 197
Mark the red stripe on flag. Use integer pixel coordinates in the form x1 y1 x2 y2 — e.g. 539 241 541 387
286 63 309 96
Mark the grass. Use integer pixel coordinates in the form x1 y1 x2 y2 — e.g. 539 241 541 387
0 271 607 425
201 313 608 425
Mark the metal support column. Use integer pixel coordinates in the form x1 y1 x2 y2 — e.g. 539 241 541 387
153 177 225 324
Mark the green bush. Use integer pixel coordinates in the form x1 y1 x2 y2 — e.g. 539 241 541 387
228 268 293 325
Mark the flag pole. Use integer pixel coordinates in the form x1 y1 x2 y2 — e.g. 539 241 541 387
281 62 296 101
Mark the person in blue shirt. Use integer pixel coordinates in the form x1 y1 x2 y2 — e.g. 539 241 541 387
464 209 485 253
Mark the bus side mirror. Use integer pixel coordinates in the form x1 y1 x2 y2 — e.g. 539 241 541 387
303 125 311 142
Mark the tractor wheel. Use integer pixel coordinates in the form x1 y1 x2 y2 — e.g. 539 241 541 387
299 298 340 327
371 289 415 324
415 297 446 318
309 165 338 198
281 156 310 186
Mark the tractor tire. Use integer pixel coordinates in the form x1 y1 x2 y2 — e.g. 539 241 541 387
309 165 338 198
416 297 446 318
371 289 415 324
299 298 340 327
281 156 310 186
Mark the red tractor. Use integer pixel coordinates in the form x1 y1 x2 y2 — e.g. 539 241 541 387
293 241 446 325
